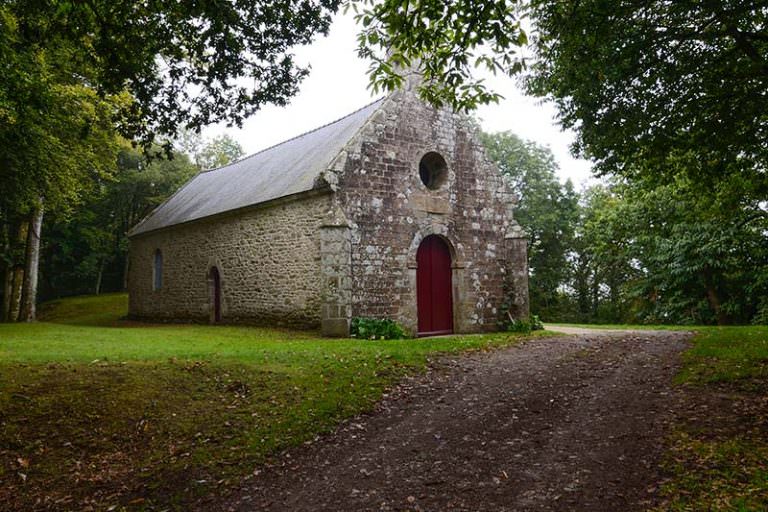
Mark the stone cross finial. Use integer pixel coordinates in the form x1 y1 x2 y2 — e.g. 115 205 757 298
385 48 423 91
402 62 423 91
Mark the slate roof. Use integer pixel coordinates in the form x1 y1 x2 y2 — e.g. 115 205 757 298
129 97 386 236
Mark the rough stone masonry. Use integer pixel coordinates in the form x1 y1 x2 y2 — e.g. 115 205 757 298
127 80 529 336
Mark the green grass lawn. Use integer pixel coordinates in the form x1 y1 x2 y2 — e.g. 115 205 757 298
677 326 768 386
0 294 545 510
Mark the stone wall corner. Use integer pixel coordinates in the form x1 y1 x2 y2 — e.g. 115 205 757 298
503 223 530 321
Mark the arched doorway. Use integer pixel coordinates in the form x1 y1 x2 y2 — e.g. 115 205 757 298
416 235 454 336
209 266 222 323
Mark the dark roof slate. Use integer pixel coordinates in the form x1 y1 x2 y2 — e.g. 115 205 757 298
130 97 385 236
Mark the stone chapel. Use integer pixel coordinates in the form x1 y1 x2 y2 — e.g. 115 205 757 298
127 84 529 336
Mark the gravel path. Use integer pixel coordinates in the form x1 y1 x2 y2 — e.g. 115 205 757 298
213 329 691 512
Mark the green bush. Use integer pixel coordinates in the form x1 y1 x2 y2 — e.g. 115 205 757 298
500 314 544 333
752 299 768 325
350 317 409 340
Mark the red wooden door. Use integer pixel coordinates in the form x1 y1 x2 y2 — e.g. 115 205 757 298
417 235 454 336
211 266 222 323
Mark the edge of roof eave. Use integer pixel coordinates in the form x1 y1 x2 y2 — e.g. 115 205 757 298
127 185 334 239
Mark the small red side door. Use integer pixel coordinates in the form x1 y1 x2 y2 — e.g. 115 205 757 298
417 235 454 336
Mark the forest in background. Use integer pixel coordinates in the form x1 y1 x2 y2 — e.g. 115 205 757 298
481 132 767 326
1 1 765 326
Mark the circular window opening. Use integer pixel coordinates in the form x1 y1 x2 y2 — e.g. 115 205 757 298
419 152 448 190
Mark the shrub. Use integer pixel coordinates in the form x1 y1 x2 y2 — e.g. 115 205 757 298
752 299 768 325
505 319 533 333
499 314 544 333
350 317 409 340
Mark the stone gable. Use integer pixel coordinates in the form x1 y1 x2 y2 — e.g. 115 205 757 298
323 88 527 334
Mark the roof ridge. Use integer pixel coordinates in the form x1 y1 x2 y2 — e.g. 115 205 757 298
200 96 386 174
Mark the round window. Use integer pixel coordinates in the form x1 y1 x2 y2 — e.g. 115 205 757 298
418 152 448 190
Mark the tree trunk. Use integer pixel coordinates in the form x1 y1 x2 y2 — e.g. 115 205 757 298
609 279 621 322
19 205 43 322
9 265 24 321
5 221 29 322
703 268 729 326
1 266 12 322
705 284 729 326
591 269 600 320
1 219 10 322
95 258 104 295
122 252 130 291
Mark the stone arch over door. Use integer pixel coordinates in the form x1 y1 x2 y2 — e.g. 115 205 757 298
405 227 466 335
416 235 454 336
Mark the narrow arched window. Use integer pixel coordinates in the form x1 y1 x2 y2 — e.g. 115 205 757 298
153 249 163 291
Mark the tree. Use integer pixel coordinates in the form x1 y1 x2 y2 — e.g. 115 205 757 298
519 1 768 324
0 6 122 321
5 0 532 137
562 177 768 326
5 0 342 145
3 0 280 319
353 0 528 112
480 131 579 320
616 175 768 325
526 0 768 191
570 185 641 323
177 133 245 171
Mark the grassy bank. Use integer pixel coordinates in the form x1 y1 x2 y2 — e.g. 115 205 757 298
677 326 768 387
0 294 541 510
659 325 767 511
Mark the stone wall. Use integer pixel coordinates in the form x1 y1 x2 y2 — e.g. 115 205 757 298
324 87 528 335
128 193 332 326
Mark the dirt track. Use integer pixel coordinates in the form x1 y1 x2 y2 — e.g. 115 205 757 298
212 329 691 512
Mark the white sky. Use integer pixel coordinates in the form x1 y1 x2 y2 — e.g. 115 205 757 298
204 13 595 186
